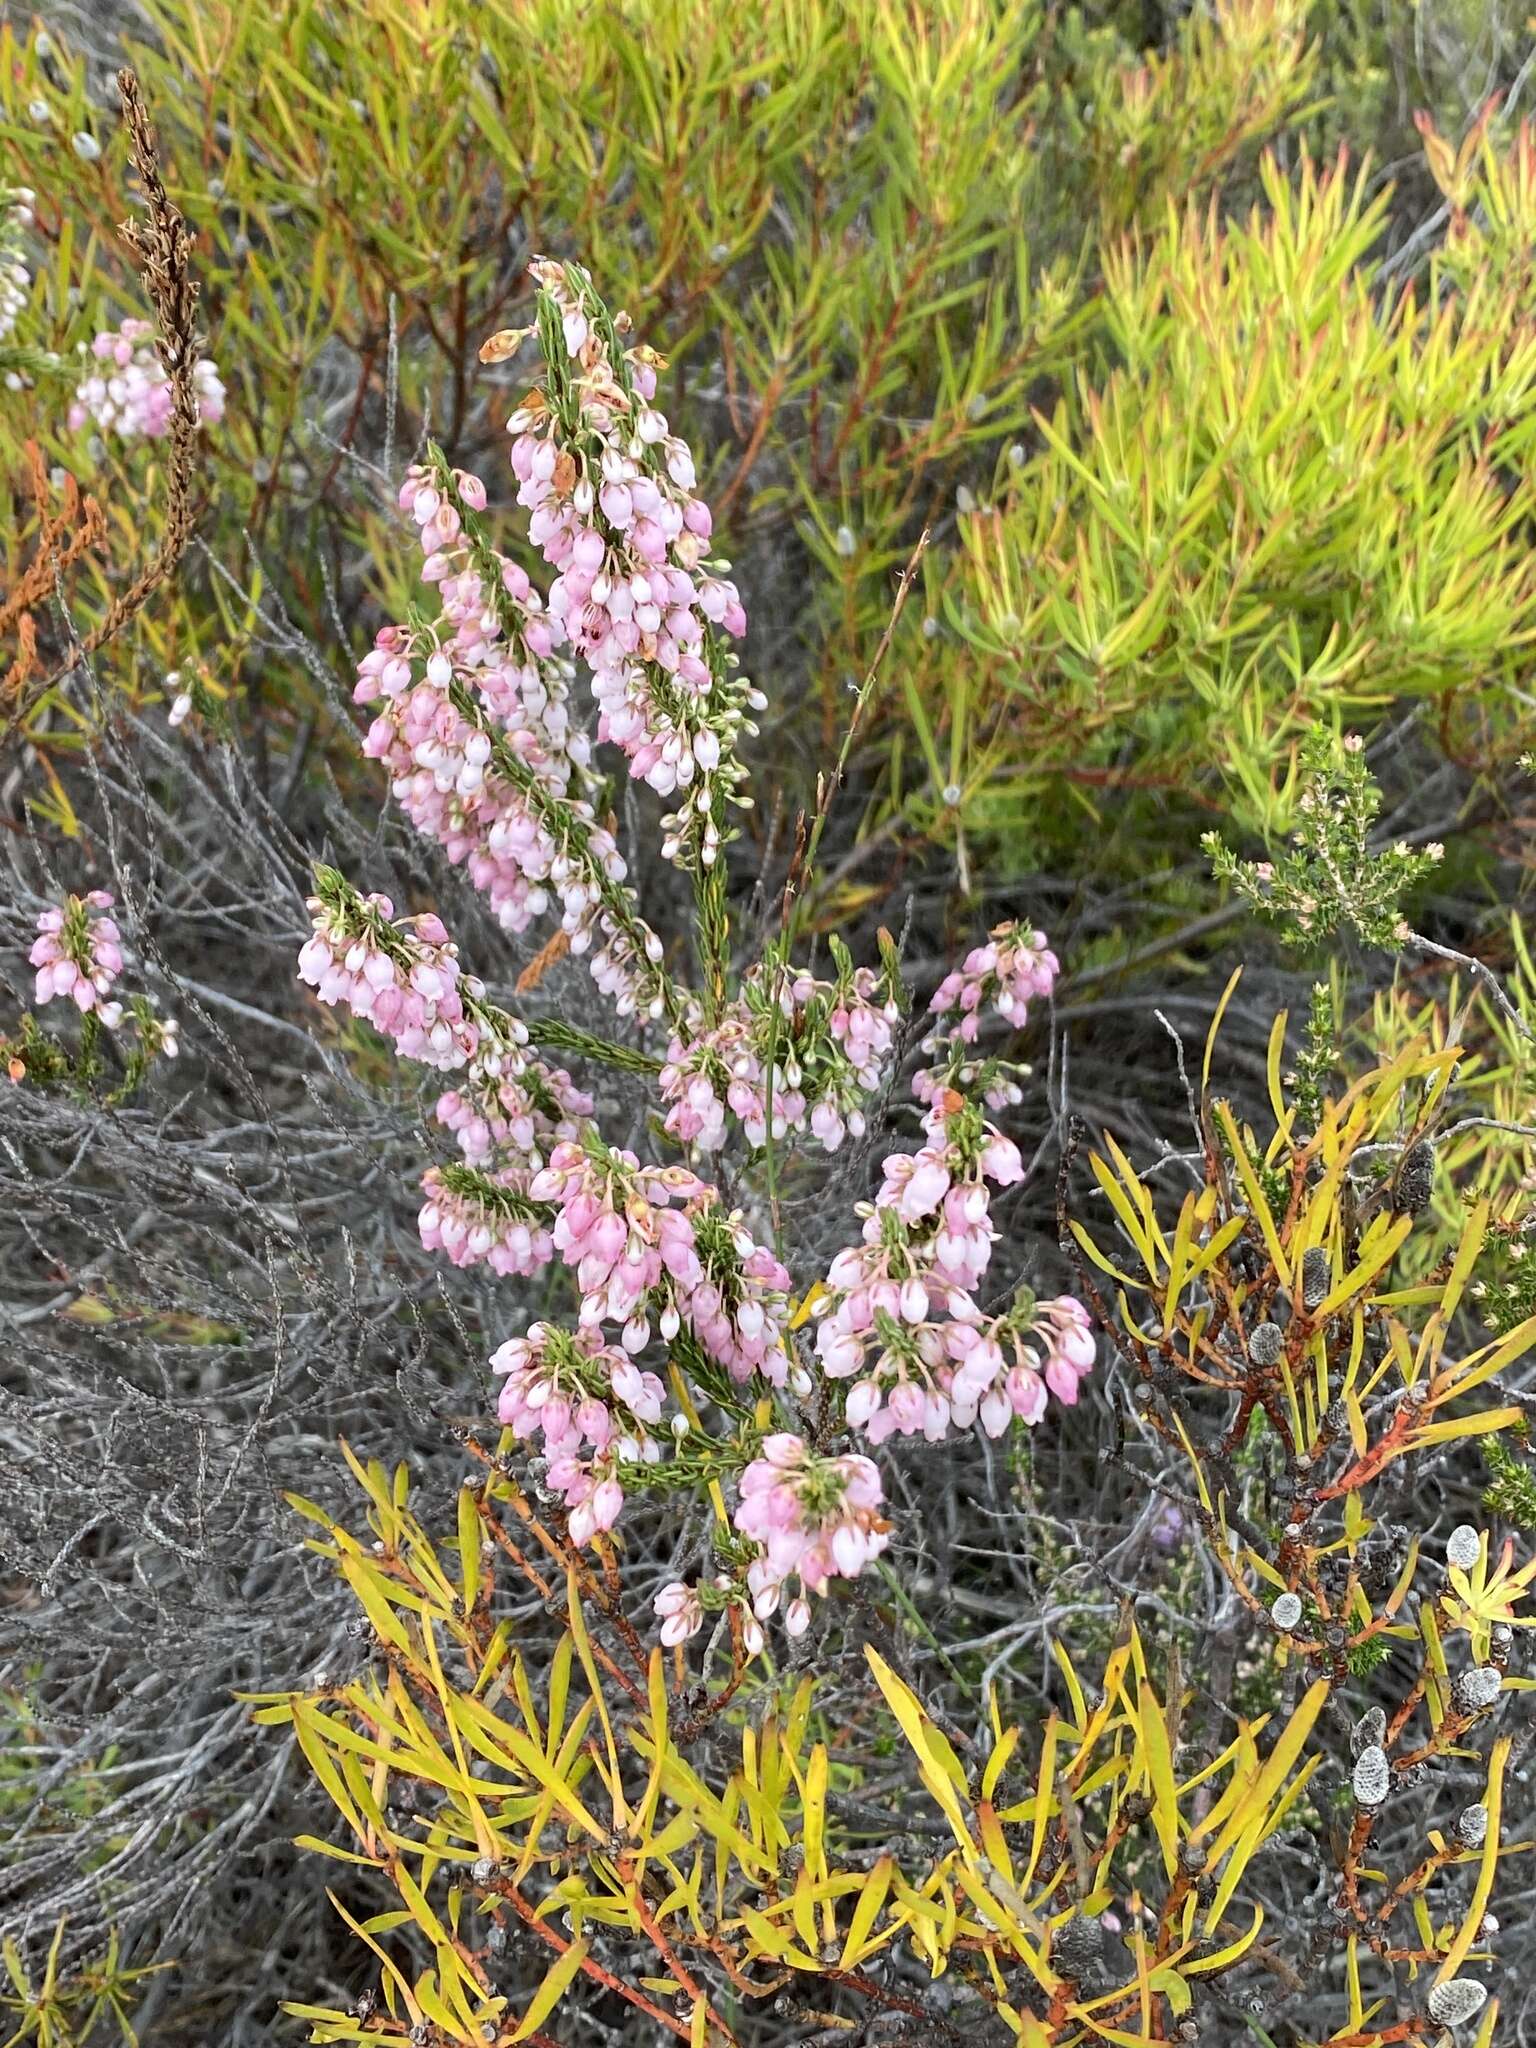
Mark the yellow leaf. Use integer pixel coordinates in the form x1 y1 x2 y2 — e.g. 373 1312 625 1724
1314 1213 1413 1319
1184 1902 1263 1973
1215 1102 1289 1287
789 1283 827 1330
1265 1010 1289 1128
740 1904 820 1970
1132 1651 1180 1878
1413 1405 1524 1448
1436 1738 1509 1985
510 1937 589 2042
1150 1965 1191 2015
1023 1718 1059 1887
1068 1218 1141 1287
291 1705 368 1842
1203 966 1243 1090
292 1835 384 1869
865 1648 975 1851
326 1889 422 2023
1052 1641 1088 1731
840 1857 896 1969
457 1485 482 1615
1196 1680 1328 1887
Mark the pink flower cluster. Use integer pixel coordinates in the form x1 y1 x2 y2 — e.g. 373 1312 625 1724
734 1433 889 1636
813 1051 1094 1443
492 1320 666 1545
355 464 670 1020
299 889 493 1072
419 1165 555 1278
420 1060 591 1277
659 955 901 1154
653 1572 769 1657
293 259 1103 1659
928 922 1059 1047
504 257 757 869
684 1200 796 1387
296 876 610 1280
31 891 125 1023
435 1060 591 1169
68 319 225 440
654 1579 710 1648
529 1137 792 1386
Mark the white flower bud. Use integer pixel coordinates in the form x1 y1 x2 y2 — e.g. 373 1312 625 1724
1272 1592 1303 1632
1352 1745 1390 1808
1427 1978 1488 2026
1454 1666 1502 1713
1351 1703 1392 1753
1248 1321 1285 1366
1446 1524 1481 1570
1456 1804 1489 1849
71 131 101 161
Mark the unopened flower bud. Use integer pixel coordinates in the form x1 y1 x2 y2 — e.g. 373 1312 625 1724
1351 1706 1386 1757
1272 1592 1303 1632
1456 1804 1489 1849
1248 1321 1284 1367
1427 1978 1488 2026
1393 1139 1435 1218
1051 1913 1103 1980
1301 1245 1331 1309
1453 1666 1502 1714
1352 1745 1390 1808
1446 1525 1481 1570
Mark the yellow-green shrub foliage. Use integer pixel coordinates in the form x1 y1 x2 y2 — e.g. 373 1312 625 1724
911 131 1536 851
1 1921 164 2048
268 1025 1536 2046
0 0 1313 815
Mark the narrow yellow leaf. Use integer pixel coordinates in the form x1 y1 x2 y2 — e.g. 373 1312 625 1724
510 1936 590 2042
1203 966 1243 1090
840 1857 896 1968
1436 1737 1509 1984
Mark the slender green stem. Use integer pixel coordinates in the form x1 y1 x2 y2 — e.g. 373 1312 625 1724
526 1018 662 1075
784 531 927 953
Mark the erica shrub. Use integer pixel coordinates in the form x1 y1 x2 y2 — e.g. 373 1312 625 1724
255 270 1536 2048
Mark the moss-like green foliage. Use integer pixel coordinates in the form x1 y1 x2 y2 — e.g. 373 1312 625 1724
1483 1434 1536 1532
